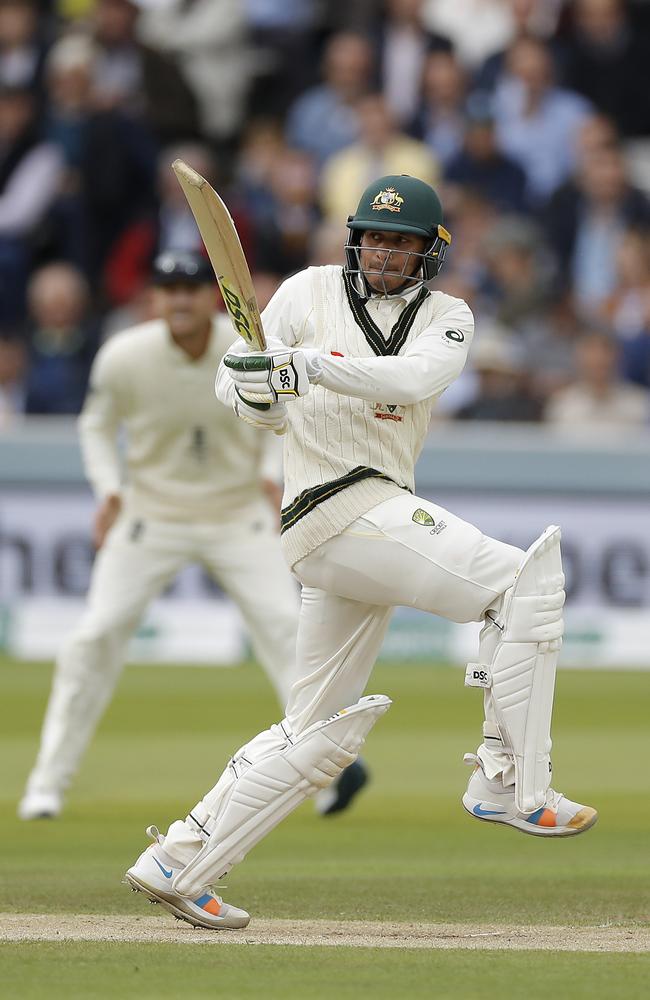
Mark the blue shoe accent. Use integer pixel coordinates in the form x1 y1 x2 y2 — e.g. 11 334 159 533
152 856 173 879
472 802 507 817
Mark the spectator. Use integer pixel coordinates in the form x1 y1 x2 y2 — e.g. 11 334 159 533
558 0 650 138
602 226 650 341
235 117 287 223
157 142 217 256
480 215 553 331
374 0 452 128
320 93 439 223
244 0 320 117
0 83 63 323
23 262 99 414
409 49 467 168
454 322 542 421
252 146 319 275
445 90 529 214
91 0 199 143
545 329 650 428
522 289 583 401
0 0 48 94
40 34 97 269
44 33 96 171
475 0 565 92
492 35 592 203
0 334 25 424
436 188 497 298
285 32 373 167
137 0 251 145
602 227 650 390
545 142 650 315
423 0 515 69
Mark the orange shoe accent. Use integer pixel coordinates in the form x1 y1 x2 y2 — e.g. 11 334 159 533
536 808 557 828
201 897 222 915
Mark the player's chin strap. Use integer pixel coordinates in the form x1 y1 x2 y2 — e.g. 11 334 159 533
465 526 565 814
172 695 391 898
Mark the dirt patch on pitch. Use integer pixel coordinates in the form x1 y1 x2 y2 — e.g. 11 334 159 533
1 914 648 952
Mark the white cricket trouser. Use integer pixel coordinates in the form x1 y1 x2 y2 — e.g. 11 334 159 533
287 494 523 733
162 492 523 864
25 500 298 797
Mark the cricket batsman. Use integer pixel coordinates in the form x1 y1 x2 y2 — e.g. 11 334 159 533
124 178 598 930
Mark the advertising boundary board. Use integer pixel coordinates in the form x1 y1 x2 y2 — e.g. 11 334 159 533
1 487 648 668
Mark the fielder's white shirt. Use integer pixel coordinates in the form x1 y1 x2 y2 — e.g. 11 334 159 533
80 314 281 522
216 265 473 565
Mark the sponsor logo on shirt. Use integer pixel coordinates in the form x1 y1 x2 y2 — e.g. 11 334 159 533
373 402 403 422
412 508 447 535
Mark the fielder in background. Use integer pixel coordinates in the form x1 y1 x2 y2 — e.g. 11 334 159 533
19 251 304 822
125 178 597 931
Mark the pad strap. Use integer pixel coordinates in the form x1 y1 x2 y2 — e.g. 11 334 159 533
173 695 391 897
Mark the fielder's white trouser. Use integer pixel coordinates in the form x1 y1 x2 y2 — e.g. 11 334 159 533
24 500 298 798
163 493 525 890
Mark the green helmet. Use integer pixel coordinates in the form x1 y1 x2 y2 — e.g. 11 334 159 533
345 174 451 294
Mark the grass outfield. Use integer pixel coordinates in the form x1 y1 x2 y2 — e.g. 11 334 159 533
1 656 648 997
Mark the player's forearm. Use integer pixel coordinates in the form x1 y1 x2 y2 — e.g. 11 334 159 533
314 351 468 405
78 416 122 500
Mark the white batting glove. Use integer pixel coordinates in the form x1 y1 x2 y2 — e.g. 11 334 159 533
224 348 316 404
233 388 288 434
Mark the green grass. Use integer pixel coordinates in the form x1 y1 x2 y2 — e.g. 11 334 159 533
1 657 648 997
3 943 650 1000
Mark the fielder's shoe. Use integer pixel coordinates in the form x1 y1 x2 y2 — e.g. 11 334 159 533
314 758 369 816
18 789 62 821
124 826 250 930
462 754 598 837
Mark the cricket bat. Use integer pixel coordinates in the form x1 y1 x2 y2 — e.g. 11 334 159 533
171 159 266 351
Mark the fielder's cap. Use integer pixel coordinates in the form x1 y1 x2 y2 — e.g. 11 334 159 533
152 250 213 286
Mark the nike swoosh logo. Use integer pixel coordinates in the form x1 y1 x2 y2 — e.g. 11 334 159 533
153 856 173 879
473 803 507 817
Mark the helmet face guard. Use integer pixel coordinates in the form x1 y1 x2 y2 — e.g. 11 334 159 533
344 227 451 298
344 175 451 297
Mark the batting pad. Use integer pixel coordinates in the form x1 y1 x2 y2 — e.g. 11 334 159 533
467 526 565 813
173 695 391 897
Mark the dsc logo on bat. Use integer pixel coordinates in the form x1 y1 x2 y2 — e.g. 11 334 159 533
221 278 253 340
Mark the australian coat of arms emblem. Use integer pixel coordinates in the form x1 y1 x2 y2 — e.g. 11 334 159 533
371 186 404 213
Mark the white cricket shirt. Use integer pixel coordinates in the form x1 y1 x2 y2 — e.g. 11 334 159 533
80 314 281 522
216 265 474 565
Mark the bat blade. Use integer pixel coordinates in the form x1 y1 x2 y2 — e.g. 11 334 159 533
172 159 266 351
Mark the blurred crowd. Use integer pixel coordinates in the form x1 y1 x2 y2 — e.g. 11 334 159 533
0 0 650 430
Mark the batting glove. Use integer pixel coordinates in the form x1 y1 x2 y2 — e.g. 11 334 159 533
224 349 314 404
233 389 288 434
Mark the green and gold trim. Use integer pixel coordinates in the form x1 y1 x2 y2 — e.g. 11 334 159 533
342 270 430 357
281 466 399 534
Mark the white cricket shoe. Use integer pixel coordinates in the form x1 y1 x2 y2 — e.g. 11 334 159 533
462 755 598 837
124 826 250 930
18 789 62 821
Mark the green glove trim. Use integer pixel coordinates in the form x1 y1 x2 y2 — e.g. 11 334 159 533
224 354 271 372
235 387 271 411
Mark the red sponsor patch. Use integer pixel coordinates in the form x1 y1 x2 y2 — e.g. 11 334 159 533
373 403 403 422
